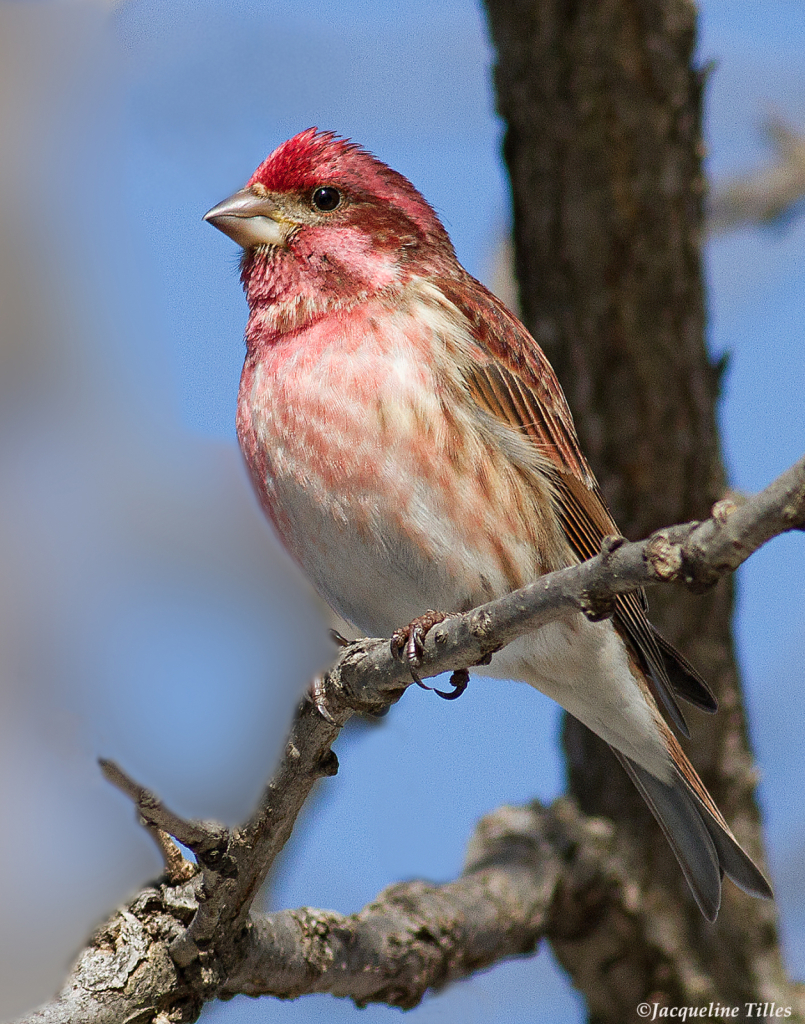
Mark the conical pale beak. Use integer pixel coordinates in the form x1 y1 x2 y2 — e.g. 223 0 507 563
204 189 289 248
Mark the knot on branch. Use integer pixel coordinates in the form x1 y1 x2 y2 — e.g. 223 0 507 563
783 480 805 530
329 637 409 715
198 840 238 880
646 527 719 593
599 534 627 558
711 496 742 524
578 536 626 619
645 530 684 582
469 609 494 641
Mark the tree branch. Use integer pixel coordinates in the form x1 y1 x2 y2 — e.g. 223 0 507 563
708 113 805 232
327 454 805 700
220 799 610 1008
12 456 805 1024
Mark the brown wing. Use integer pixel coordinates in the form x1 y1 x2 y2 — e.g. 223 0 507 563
433 275 716 729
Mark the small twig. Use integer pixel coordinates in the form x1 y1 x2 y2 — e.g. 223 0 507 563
98 758 228 854
144 826 198 885
708 112 805 232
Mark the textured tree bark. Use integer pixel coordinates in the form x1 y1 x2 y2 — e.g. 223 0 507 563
484 0 794 1018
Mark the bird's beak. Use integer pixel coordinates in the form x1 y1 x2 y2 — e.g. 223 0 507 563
203 188 290 248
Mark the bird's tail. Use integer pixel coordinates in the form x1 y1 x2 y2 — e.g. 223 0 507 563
611 742 773 921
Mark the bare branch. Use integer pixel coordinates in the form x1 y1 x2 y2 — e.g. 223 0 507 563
220 799 619 1007
328 454 805 702
221 797 803 1015
13 801 627 1023
99 759 227 855
708 113 805 232
11 455 805 1024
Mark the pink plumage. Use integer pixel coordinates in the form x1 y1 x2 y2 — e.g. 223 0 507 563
205 129 772 920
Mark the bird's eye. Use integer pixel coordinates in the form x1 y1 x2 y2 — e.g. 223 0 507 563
312 186 341 212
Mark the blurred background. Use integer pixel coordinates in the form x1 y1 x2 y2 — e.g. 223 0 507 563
0 1 802 1021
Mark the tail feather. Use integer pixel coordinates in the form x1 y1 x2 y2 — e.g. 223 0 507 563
700 810 774 901
650 625 718 714
612 748 773 921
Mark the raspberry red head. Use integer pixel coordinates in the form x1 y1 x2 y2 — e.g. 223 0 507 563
246 128 447 245
204 129 457 323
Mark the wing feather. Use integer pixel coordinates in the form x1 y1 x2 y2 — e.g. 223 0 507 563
432 275 716 727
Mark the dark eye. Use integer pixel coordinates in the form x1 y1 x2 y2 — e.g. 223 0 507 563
312 186 341 212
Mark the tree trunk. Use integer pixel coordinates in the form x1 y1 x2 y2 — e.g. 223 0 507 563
484 0 793 1018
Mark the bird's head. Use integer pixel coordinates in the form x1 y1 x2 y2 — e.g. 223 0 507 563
204 129 457 326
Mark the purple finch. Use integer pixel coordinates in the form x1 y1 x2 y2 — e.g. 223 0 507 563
205 128 772 920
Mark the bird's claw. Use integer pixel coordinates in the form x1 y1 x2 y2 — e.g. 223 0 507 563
391 609 447 685
390 611 470 700
433 668 470 701
309 674 338 725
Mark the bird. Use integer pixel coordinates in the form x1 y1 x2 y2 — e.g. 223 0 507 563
204 127 773 921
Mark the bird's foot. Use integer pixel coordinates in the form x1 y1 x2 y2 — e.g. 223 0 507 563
391 609 447 684
391 610 470 700
308 673 338 725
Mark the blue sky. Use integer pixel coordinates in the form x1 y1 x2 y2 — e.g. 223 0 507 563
0 1 802 1021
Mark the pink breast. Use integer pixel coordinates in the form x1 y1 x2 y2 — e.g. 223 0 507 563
235 295 557 615
236 301 444 559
